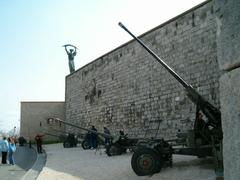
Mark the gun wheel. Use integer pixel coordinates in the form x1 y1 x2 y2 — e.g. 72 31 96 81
106 144 124 156
63 142 70 148
131 147 162 176
82 140 91 149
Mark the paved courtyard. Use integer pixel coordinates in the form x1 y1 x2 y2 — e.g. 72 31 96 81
37 143 215 180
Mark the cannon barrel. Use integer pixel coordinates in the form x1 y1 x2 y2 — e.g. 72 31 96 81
50 118 113 139
44 132 63 138
42 126 68 136
49 127 68 135
118 22 189 89
118 22 221 129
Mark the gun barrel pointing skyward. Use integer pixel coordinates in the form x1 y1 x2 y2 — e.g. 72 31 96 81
118 22 189 89
118 22 221 128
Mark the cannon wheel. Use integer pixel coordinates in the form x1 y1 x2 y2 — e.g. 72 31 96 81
82 140 91 149
131 147 162 176
106 144 125 156
63 141 70 148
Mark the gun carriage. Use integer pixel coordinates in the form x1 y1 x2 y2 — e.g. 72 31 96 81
48 118 144 156
118 22 223 177
44 123 80 148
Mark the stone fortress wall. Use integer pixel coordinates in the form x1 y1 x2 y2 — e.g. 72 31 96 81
65 0 220 139
215 0 240 179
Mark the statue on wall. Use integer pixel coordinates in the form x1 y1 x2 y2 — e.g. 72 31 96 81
63 44 77 73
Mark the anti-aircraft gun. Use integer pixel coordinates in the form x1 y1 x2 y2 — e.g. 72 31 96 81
118 22 223 178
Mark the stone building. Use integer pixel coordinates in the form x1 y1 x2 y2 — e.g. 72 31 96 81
19 0 240 179
215 0 240 179
65 0 220 139
20 101 65 142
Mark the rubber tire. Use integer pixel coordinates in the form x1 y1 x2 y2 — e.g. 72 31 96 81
82 140 91 149
106 144 125 156
131 147 162 176
63 142 70 148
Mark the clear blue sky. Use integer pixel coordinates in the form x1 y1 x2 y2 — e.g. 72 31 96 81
0 0 205 131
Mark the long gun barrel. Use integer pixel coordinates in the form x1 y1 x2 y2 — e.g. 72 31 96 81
42 126 68 135
51 118 113 139
44 132 63 138
118 22 221 129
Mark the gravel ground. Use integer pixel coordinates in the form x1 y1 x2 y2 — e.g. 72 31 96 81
37 143 215 180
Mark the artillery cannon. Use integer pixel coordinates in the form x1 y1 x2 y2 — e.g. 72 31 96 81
44 132 66 142
49 118 143 156
62 133 78 148
48 118 107 149
44 132 77 148
43 125 79 148
105 131 140 156
81 131 106 150
48 127 89 147
119 22 223 178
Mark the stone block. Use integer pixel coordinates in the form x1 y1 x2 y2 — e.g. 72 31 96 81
215 0 240 71
220 69 240 180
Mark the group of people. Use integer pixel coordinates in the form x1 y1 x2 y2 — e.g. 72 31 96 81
0 137 16 165
86 126 112 149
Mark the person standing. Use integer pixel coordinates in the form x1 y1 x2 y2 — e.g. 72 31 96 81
103 127 111 145
119 130 125 139
0 137 9 164
29 140 32 148
8 137 16 165
35 134 44 153
90 126 98 149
